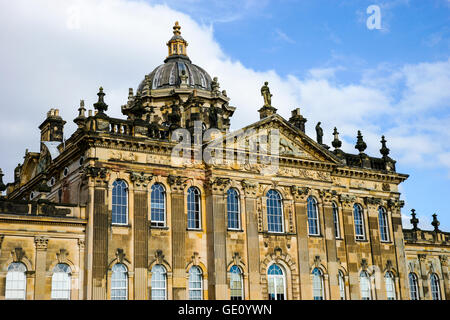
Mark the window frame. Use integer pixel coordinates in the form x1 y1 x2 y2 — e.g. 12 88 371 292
312 267 324 300
267 264 286 300
112 179 129 226
229 265 244 300
150 183 166 228
360 271 372 300
430 273 441 300
51 263 72 300
187 187 202 230
332 202 340 239
353 204 366 241
111 263 128 300
227 188 241 231
378 206 390 242
5 262 27 300
385 271 396 300
188 266 203 300
307 196 320 236
266 190 284 234
151 264 167 300
338 270 346 300
408 272 419 300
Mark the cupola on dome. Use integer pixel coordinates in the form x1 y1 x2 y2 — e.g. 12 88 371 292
137 22 213 93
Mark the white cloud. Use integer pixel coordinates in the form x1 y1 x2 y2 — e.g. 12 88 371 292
0 0 449 192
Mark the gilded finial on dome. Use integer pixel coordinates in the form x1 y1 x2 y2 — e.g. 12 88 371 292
173 21 181 36
167 21 188 57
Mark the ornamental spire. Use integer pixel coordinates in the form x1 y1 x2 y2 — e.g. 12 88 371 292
167 21 188 57
332 127 342 150
355 130 367 153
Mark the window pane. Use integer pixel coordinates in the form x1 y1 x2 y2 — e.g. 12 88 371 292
151 184 166 227
189 266 203 300
378 207 389 242
267 190 283 233
409 273 419 300
151 265 167 300
312 268 324 300
112 180 128 225
187 188 201 229
360 271 371 300
353 204 365 240
229 266 243 300
307 197 319 235
338 271 346 300
267 264 285 300
227 189 240 230
111 264 128 300
430 274 441 300
5 263 27 300
332 203 340 238
51 263 71 300
385 272 396 300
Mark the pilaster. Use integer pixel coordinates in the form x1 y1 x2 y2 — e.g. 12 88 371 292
34 236 49 300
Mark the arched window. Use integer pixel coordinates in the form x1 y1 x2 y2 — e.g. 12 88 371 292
430 273 441 300
227 188 241 230
229 265 244 300
267 264 285 300
360 271 371 300
51 263 71 300
189 266 203 300
151 265 167 300
307 196 320 235
112 180 128 225
332 202 340 238
187 187 201 230
338 271 346 300
409 273 419 300
353 204 365 240
267 190 284 233
378 207 389 242
111 264 128 300
312 268 324 300
150 183 166 227
5 262 27 300
385 272 396 300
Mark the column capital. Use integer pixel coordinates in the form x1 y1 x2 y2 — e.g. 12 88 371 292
319 189 338 205
167 175 189 193
207 177 231 195
339 194 356 209
34 236 49 251
241 180 259 198
129 171 153 189
290 185 310 202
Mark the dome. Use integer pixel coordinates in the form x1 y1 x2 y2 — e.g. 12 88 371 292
136 22 213 94
137 56 213 93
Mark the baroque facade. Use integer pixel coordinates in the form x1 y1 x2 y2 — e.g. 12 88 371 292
0 22 448 300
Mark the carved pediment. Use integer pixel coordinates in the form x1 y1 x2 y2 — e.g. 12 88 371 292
206 115 339 168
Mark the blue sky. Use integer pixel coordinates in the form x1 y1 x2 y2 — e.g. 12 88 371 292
0 0 449 230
